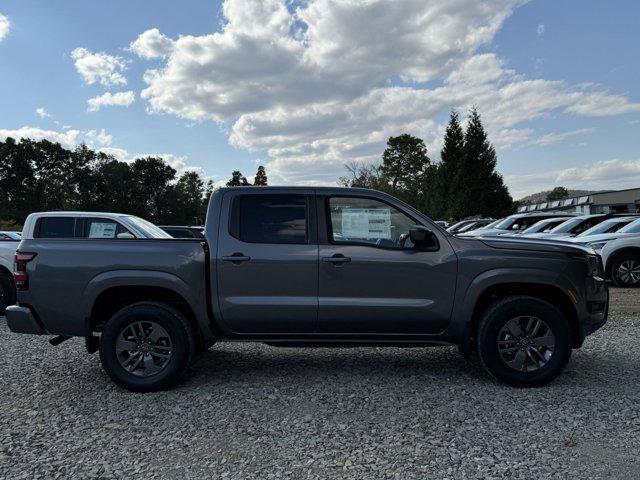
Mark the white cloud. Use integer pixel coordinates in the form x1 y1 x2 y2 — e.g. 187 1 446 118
71 47 128 87
0 127 82 147
0 13 10 42
531 128 595 147
87 91 135 112
508 157 640 199
84 129 113 147
35 108 52 119
130 28 174 59
536 23 545 36
137 0 640 185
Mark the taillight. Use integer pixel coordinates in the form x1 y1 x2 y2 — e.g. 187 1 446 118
14 252 37 291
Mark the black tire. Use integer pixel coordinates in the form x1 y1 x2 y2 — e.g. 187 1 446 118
610 253 640 288
99 302 196 392
476 296 572 388
0 271 17 315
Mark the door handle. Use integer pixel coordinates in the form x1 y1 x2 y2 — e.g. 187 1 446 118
222 253 251 264
322 254 351 265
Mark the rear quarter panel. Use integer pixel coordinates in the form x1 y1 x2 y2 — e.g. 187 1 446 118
16 239 208 336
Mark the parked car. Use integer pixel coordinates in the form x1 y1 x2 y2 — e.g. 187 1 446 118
572 216 637 238
6 187 608 392
458 212 576 237
529 214 635 240
0 231 21 314
159 225 205 239
454 219 495 234
446 219 479 234
510 217 573 237
433 220 449 229
568 218 640 248
599 235 640 287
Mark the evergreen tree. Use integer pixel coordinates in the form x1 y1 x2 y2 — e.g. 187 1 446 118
429 110 465 219
253 165 268 186
455 108 514 219
547 186 569 201
226 170 250 186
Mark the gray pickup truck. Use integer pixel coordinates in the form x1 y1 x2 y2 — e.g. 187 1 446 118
6 187 608 391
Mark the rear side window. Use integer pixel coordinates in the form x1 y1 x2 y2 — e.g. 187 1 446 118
230 195 308 244
35 217 76 238
84 218 131 239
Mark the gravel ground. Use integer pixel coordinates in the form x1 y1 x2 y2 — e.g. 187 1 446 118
1 288 639 479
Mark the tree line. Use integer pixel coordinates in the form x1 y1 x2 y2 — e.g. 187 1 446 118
0 137 268 228
340 108 515 220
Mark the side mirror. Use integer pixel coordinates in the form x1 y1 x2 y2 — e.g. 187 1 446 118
409 226 438 250
511 223 520 230
116 232 135 239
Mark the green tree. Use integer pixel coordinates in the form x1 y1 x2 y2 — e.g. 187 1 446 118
379 134 430 208
174 171 206 225
338 161 386 190
547 186 569 201
452 108 513 219
130 157 177 221
253 165 268 186
226 170 250 186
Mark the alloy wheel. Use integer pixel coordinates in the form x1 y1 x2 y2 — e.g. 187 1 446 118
498 316 555 372
617 259 640 285
115 321 173 377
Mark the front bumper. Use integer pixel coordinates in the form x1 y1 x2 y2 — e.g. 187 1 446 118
5 305 47 335
579 275 609 341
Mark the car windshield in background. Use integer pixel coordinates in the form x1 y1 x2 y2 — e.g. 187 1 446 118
618 219 640 234
549 217 585 233
493 217 517 230
578 218 634 237
124 216 172 239
522 218 568 234
1 232 21 240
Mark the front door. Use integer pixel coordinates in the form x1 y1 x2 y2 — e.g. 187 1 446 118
217 192 318 334
318 195 457 334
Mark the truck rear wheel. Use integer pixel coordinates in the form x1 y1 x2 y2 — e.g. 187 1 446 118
476 296 572 388
0 271 17 315
99 302 195 392
610 253 640 288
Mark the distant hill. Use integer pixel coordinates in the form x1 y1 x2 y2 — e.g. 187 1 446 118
518 189 598 204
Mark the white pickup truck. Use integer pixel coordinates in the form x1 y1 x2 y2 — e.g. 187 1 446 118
0 231 21 313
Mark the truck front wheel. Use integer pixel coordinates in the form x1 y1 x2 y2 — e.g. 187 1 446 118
99 302 196 392
476 296 572 388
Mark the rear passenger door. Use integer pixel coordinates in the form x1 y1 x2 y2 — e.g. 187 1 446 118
216 191 318 334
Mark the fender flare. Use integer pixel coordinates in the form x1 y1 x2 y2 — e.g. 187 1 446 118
81 269 212 339
449 267 576 343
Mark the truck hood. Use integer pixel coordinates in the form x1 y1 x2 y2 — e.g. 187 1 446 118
476 235 596 255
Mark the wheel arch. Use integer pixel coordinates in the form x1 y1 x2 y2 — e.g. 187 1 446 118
605 246 640 279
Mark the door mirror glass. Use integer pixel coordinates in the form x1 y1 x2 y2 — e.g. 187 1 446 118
409 226 438 250
116 232 135 239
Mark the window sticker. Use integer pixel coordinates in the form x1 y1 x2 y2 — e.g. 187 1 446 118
341 208 391 239
89 222 117 238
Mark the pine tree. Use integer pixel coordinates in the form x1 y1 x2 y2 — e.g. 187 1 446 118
226 170 250 186
433 110 465 219
253 165 268 186
456 108 513 218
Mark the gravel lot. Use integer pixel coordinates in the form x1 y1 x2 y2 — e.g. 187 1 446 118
1 289 639 479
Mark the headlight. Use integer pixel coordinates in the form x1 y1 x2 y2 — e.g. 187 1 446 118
588 241 607 251
586 254 603 277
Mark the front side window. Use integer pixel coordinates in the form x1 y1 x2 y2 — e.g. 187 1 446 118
231 195 308 244
84 218 131 239
36 217 76 238
329 197 416 249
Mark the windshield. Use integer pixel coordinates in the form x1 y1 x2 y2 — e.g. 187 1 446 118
578 218 633 237
618 218 640 234
522 218 568 234
549 217 586 233
494 217 518 230
2 232 21 240
124 216 172 239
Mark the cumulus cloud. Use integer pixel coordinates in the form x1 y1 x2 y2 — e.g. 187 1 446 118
130 28 175 59
84 129 113 147
71 48 128 87
508 157 640 198
136 0 640 184
35 108 52 119
0 127 81 147
0 13 10 41
87 91 135 112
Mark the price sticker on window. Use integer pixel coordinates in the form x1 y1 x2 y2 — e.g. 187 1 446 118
341 208 391 239
89 222 117 238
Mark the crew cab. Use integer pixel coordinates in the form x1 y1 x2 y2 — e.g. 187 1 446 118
5 188 609 391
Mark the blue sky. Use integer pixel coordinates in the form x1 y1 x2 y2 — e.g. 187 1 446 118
1 0 639 198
